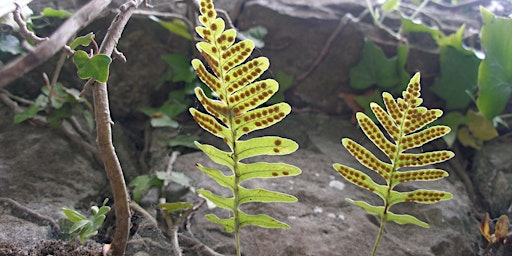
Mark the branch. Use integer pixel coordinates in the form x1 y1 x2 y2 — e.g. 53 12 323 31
91 0 146 255
0 197 61 236
0 0 112 88
13 3 48 44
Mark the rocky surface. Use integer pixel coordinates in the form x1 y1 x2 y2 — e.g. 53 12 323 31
172 113 481 256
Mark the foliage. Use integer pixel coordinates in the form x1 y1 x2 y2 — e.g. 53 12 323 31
141 54 209 129
60 199 110 243
14 82 92 128
70 33 111 83
349 40 408 92
128 170 193 203
476 7 512 120
150 15 192 41
190 0 301 254
353 4 512 149
128 174 163 203
334 73 453 256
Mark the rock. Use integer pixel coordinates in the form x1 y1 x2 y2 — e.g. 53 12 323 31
0 106 108 248
173 113 481 256
471 140 512 217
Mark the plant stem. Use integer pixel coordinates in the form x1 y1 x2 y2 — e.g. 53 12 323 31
365 0 378 25
93 0 145 255
410 0 430 20
231 131 242 256
371 208 387 256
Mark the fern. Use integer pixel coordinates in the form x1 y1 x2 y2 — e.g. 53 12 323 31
333 73 454 256
189 0 301 254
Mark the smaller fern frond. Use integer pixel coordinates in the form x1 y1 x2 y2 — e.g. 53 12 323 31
333 72 454 255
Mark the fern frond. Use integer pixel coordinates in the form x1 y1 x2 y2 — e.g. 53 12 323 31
333 72 454 255
190 0 301 254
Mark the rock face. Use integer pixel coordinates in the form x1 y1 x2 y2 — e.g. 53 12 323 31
173 114 481 256
0 106 107 248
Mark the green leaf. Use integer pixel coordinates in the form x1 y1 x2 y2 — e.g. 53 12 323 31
238 162 301 182
381 0 401 12
204 214 235 232
237 136 298 160
476 7 512 119
62 208 87 223
14 104 41 124
401 16 443 41
238 210 290 229
238 187 297 205
41 7 72 18
150 16 192 40
128 175 163 203
385 211 429 228
158 202 194 213
438 111 467 147
195 164 234 190
349 40 401 90
198 189 234 210
431 46 480 110
195 142 234 170
69 33 95 50
155 171 192 187
47 104 72 127
161 54 197 83
73 50 111 82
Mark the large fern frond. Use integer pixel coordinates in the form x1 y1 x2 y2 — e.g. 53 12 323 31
190 0 301 254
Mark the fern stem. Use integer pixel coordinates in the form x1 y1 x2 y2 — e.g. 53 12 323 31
371 208 387 256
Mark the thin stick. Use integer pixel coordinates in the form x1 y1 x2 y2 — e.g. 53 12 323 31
13 4 48 44
0 197 61 235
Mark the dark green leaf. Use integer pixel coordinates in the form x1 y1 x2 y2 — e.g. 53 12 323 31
349 40 401 90
431 46 480 110
128 175 163 202
73 50 111 82
476 7 512 119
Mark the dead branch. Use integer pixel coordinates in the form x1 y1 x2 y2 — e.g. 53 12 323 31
0 197 61 236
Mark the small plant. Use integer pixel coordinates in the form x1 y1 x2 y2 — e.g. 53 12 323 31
333 73 454 256
189 0 301 255
60 199 110 243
